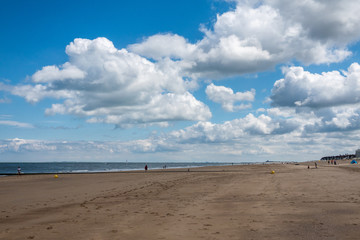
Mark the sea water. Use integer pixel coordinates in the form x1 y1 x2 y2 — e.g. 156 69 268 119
0 162 237 175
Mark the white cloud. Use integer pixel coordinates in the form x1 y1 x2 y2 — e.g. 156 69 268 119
268 0 360 44
3 1 360 163
271 63 360 108
128 34 196 61
11 84 74 104
6 0 360 128
152 108 360 160
2 106 360 161
0 138 56 153
205 83 255 111
129 0 358 78
167 103 360 145
267 61 360 133
302 105 360 133
32 63 86 83
0 120 33 128
8 38 211 126
169 113 294 144
85 92 211 126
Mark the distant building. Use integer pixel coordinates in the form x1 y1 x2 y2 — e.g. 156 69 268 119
320 149 360 160
321 154 355 160
356 149 360 158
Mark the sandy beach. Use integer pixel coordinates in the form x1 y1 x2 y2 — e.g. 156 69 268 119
1 161 360 240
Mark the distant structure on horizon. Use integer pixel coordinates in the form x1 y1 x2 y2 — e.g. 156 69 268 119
321 149 359 161
356 149 360 158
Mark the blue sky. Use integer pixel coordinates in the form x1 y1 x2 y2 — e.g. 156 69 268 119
1 0 360 162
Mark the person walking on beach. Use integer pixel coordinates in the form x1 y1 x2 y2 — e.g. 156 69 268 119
315 162 317 168
17 166 21 175
145 164 148 171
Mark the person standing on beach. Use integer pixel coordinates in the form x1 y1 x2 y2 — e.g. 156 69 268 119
315 162 318 168
17 166 21 175
145 164 148 171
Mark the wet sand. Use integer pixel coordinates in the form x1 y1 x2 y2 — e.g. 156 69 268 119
1 161 360 239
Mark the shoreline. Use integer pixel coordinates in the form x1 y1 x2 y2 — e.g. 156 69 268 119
0 158 354 176
0 162 240 176
0 161 269 176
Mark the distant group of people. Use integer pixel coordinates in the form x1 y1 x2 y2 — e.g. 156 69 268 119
308 159 339 169
308 162 318 169
144 164 168 171
328 160 337 165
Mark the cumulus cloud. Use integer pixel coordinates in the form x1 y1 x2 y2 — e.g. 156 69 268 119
11 84 74 104
3 0 360 159
6 0 360 128
8 38 211 126
129 0 359 78
2 106 360 161
128 34 196 61
205 83 255 111
267 61 360 134
302 106 360 133
0 137 175 157
0 138 57 153
85 92 211 125
32 63 86 83
268 0 360 44
271 63 360 108
169 113 300 144
167 103 360 145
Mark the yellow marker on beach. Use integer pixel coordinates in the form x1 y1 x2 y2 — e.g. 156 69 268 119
271 170 275 174
54 174 58 178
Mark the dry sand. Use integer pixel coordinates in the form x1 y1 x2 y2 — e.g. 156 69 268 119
1 161 360 240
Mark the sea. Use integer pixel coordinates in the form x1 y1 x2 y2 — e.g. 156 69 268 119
0 162 238 175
